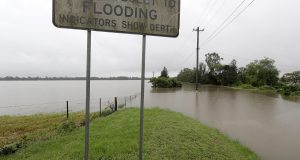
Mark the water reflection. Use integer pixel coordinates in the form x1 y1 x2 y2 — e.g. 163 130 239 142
150 87 180 93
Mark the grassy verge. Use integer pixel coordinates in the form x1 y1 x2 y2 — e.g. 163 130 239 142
231 84 300 97
1 108 259 160
0 111 102 151
230 84 275 92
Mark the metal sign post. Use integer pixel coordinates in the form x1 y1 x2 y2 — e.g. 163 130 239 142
52 1 180 159
139 35 146 160
84 30 92 160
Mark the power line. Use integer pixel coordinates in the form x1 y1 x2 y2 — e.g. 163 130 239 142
174 52 195 71
200 0 249 46
202 0 257 46
202 0 228 29
194 0 219 27
171 0 218 59
169 0 224 70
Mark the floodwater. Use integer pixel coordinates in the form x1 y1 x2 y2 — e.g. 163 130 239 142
145 84 300 160
0 80 300 160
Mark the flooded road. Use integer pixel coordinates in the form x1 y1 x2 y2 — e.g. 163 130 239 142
145 84 300 160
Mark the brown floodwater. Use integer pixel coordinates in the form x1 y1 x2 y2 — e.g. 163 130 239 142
144 84 300 160
0 81 299 159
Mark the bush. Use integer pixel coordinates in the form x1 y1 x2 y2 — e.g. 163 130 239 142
101 107 115 117
150 77 182 88
259 85 275 90
0 144 17 155
292 91 300 96
280 84 300 96
55 120 76 134
238 84 256 89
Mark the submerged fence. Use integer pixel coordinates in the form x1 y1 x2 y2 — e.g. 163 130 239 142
0 94 139 116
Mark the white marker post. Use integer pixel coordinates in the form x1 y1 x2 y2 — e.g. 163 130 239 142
52 0 180 159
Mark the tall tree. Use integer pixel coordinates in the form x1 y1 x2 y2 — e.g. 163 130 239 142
281 71 300 84
205 53 223 84
205 53 223 73
177 68 195 83
219 59 238 86
160 66 169 78
244 58 279 86
198 62 207 84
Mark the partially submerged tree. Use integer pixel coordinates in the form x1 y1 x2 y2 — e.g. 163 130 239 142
219 59 238 86
160 66 169 78
243 58 279 87
151 67 182 88
281 71 300 84
205 53 224 84
177 68 195 83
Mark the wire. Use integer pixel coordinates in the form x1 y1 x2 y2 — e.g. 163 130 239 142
169 0 219 61
193 0 218 27
0 94 140 109
202 0 228 29
200 0 249 46
202 0 257 46
174 52 197 71
171 0 247 72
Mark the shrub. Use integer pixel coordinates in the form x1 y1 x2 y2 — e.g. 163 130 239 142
101 108 115 117
55 120 76 134
259 85 275 90
280 84 300 96
150 77 182 88
238 84 255 89
0 144 17 155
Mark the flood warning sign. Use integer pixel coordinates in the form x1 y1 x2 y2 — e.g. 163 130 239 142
53 0 180 37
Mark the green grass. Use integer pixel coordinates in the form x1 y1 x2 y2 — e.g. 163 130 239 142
231 84 300 98
0 112 100 149
1 108 259 160
230 84 277 94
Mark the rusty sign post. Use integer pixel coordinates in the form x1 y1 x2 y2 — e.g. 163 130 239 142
53 0 180 159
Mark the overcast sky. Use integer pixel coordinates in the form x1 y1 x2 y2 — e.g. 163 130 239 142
0 0 299 77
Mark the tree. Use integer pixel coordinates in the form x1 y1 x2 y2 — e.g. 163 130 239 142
219 59 238 86
205 53 223 84
198 62 206 82
177 68 195 83
244 58 279 86
281 71 300 84
205 53 223 73
160 66 169 78
237 67 247 84
150 77 182 88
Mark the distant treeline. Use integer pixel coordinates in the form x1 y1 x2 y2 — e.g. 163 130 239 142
0 76 149 81
176 52 300 96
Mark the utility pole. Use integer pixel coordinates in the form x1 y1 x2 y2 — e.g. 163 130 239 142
193 27 204 90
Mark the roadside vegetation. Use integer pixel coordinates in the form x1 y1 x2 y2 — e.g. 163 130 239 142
0 109 116 155
177 52 300 97
0 108 259 160
150 67 182 88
